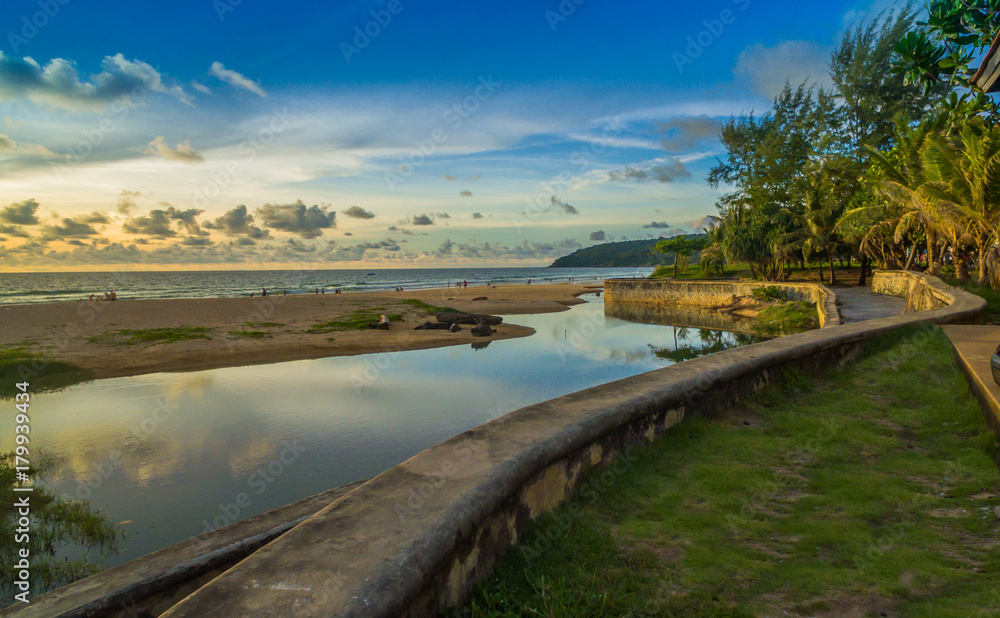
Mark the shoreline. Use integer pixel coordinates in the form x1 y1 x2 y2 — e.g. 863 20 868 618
1 283 602 385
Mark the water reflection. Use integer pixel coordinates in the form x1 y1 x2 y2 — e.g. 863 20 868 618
648 326 764 362
0 295 759 571
605 299 758 333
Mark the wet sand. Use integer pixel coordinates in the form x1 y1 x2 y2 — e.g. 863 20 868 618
0 283 603 380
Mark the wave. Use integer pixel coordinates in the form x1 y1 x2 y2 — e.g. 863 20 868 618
0 289 89 297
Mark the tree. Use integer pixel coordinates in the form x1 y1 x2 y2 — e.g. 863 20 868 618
655 235 708 278
893 0 1000 119
921 124 1000 285
778 163 850 284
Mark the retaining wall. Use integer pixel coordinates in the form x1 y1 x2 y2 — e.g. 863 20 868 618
13 273 985 618
603 278 841 328
871 269 955 311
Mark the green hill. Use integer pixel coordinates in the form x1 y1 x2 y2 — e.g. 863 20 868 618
550 239 669 268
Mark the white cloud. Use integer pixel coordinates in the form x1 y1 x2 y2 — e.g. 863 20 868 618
0 52 190 112
733 41 832 98
209 62 267 97
145 136 204 163
0 133 56 157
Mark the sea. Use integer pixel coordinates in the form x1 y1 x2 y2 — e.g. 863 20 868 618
0 267 653 306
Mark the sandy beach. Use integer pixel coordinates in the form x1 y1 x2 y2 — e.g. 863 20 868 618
0 283 603 381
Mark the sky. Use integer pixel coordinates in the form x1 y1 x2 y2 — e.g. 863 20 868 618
0 0 894 271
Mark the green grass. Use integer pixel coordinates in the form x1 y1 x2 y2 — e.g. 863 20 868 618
400 298 461 314
942 274 1000 324
0 348 92 398
245 321 281 328
751 285 791 302
88 326 213 346
304 311 403 334
229 330 270 339
651 262 860 282
754 301 819 336
458 327 1000 617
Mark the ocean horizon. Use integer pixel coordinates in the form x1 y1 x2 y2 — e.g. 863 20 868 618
0 266 653 306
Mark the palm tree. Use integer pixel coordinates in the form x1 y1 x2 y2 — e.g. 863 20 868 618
921 124 1000 286
778 164 846 285
845 118 945 274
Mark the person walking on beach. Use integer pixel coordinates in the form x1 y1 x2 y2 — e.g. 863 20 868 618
463 280 468 288
262 288 267 297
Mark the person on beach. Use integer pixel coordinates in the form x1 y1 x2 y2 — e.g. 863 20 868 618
527 279 532 285
262 288 267 297
463 280 468 288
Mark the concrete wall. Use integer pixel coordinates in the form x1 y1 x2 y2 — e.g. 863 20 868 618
14 273 984 618
871 269 954 311
603 278 841 328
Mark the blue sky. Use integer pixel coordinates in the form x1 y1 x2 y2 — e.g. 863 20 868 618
0 0 893 270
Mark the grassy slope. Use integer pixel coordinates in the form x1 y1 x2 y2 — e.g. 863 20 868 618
0 348 92 399
458 327 1000 617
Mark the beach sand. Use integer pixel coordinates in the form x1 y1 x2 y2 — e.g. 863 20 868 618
0 283 603 381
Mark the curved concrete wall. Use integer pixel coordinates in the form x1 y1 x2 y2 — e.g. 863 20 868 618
603 278 841 328
871 269 956 311
13 273 984 618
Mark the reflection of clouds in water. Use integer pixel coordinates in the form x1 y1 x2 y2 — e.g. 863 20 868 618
225 437 286 479
21 295 764 571
166 374 215 398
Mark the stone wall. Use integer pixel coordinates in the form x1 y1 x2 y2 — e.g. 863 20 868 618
603 278 841 328
153 275 981 617
871 269 955 311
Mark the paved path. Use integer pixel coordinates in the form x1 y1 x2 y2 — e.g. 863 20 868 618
835 287 907 323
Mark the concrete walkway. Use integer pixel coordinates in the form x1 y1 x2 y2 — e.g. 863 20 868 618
835 287 907 323
941 325 1000 433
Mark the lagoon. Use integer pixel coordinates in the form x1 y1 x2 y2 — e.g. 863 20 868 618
1 294 760 571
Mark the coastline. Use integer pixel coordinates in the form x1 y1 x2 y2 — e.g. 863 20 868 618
1 283 602 384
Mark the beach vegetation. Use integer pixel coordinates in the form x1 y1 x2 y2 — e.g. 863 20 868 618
229 330 271 339
1 453 121 597
753 301 819 336
459 327 1000 616
304 311 403 333
0 348 92 398
245 321 281 328
400 299 460 314
88 327 213 346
